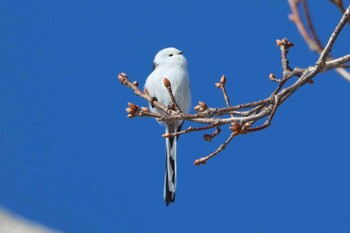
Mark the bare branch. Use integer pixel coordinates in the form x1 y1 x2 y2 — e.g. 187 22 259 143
194 131 238 166
203 126 222 142
301 0 323 49
288 0 319 52
162 124 217 138
119 4 350 165
118 73 169 114
324 54 350 70
289 0 350 81
317 5 350 66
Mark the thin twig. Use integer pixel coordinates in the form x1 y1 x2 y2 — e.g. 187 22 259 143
273 38 294 94
245 95 280 132
163 124 218 138
231 105 264 117
288 0 318 51
163 77 182 112
317 5 350 66
289 0 350 81
193 131 238 165
301 0 323 49
203 126 222 142
324 54 350 70
118 73 169 113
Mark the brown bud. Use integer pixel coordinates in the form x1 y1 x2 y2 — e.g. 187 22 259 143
162 132 170 138
240 129 248 134
244 122 252 128
198 101 207 110
307 79 314 84
233 131 240 136
163 77 171 88
220 75 226 85
128 102 138 112
287 42 294 47
127 113 135 118
276 39 283 46
269 73 276 80
229 122 241 132
125 107 132 114
194 159 206 166
132 81 139 86
240 123 251 134
141 107 150 112
169 103 176 110
118 73 127 83
203 134 212 142
215 82 221 88
194 105 201 112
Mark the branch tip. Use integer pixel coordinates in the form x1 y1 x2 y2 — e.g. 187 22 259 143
220 75 227 85
194 159 206 166
269 73 278 81
203 134 212 142
127 113 135 118
198 101 208 110
128 102 138 112
163 77 171 88
276 39 283 46
118 72 128 83
287 41 295 47
194 105 201 112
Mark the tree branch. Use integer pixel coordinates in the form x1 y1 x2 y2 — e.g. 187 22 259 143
119 4 350 165
289 0 350 81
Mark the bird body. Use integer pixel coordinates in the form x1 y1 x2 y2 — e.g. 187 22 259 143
144 47 191 205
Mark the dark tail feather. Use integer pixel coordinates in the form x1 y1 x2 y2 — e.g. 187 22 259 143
164 143 176 205
164 124 183 206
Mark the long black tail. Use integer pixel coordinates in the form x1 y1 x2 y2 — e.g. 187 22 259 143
164 125 182 206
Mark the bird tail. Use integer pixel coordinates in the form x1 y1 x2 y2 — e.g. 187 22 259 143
164 127 178 206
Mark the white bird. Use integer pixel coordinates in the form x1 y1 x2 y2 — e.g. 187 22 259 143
144 47 191 205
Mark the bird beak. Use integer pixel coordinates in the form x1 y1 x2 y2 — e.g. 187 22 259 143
178 50 183 55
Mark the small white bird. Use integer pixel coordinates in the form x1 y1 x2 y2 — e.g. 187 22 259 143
144 47 191 206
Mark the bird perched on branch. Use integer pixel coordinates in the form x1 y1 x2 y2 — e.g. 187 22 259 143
144 47 191 205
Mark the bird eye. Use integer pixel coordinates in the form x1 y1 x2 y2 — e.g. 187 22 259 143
168 54 173 57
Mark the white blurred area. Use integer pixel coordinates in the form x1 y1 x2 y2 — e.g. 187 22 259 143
0 207 61 233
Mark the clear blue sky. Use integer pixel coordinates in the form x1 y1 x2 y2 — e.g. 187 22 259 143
1 1 350 232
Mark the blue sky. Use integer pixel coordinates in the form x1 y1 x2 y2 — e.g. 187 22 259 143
1 1 350 232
